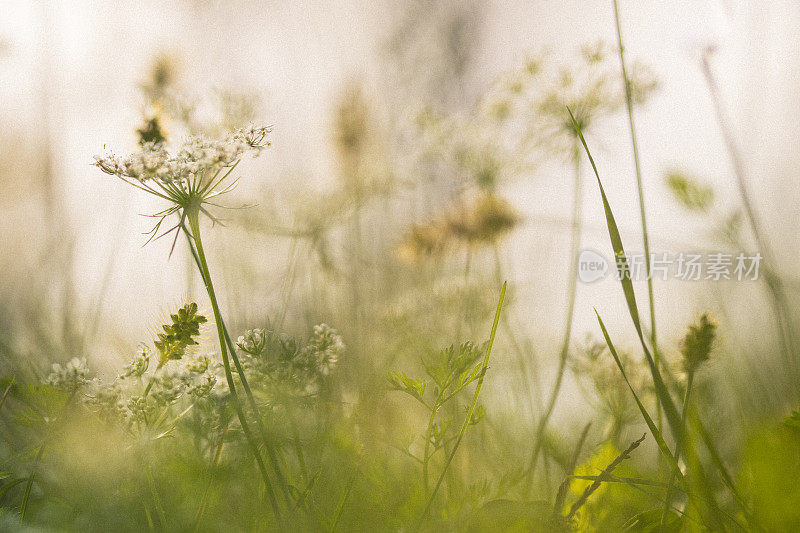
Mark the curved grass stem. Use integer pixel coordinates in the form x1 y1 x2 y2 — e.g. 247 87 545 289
700 51 797 373
185 207 281 519
660 372 693 530
612 0 662 441
180 215 292 507
526 141 583 486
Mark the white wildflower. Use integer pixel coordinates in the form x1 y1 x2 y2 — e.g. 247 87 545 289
85 379 127 419
95 129 269 187
184 352 212 374
188 371 217 399
125 395 150 424
95 127 270 249
237 328 267 355
46 357 91 391
150 363 190 405
304 324 344 376
119 344 151 379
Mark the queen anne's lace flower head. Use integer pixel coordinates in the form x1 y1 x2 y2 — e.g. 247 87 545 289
119 344 151 379
95 126 270 186
149 362 194 405
237 328 267 355
184 353 212 374
304 324 345 376
94 126 271 251
46 357 91 391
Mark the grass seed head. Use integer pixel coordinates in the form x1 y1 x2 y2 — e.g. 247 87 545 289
681 313 717 374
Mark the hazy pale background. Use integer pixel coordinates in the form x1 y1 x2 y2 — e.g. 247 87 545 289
1 0 798 370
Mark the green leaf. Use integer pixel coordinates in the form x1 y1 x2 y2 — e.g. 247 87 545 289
595 311 683 484
568 107 682 442
387 371 426 402
622 508 683 532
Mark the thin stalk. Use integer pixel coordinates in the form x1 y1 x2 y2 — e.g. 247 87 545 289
276 235 301 330
193 421 230 531
20 390 76 520
141 361 165 399
566 433 646 521
700 52 797 370
692 415 753 524
0 379 13 412
455 247 473 342
422 389 448 493
185 208 280 518
146 466 167 530
552 421 593 518
180 216 292 507
660 372 694 530
613 0 662 439
291 417 309 484
330 465 359 533
417 282 506 527
492 242 540 419
20 442 46 520
527 141 583 485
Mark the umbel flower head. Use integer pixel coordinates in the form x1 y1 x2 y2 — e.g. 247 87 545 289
396 193 520 263
95 126 270 251
47 357 91 392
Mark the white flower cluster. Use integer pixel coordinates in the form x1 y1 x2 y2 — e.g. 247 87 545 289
237 328 267 355
46 357 91 391
234 324 344 396
303 324 344 376
94 126 270 184
119 344 151 379
146 361 218 406
83 347 223 426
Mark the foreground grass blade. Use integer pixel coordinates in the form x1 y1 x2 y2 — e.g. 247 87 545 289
19 442 45 519
330 467 359 532
595 311 683 482
612 0 663 445
0 379 14 412
181 215 292 507
568 108 682 442
185 210 281 517
417 281 506 527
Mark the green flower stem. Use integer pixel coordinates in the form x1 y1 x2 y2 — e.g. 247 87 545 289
660 371 693 530
526 140 583 486
699 52 797 372
422 388 447 493
193 421 230 531
20 390 77 520
185 207 280 519
146 465 168 529
141 361 165 399
179 215 292 506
